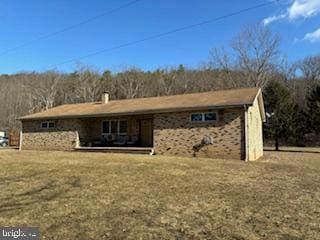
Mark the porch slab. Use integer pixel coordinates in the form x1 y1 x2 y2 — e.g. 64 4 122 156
75 146 154 155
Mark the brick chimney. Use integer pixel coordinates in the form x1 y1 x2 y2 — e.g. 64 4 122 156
102 92 109 104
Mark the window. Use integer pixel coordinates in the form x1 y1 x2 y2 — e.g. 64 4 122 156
111 121 118 134
191 113 203 122
41 121 55 129
48 122 55 128
102 121 109 134
41 122 48 129
102 120 128 135
191 112 217 123
119 120 127 134
204 112 217 121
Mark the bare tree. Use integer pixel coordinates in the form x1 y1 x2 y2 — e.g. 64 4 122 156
210 47 241 88
23 71 61 112
299 55 320 86
211 23 280 88
72 66 103 103
113 68 145 99
232 24 280 87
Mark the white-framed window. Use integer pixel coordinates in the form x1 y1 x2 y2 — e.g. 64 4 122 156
41 122 48 129
119 120 127 134
48 122 55 128
102 121 110 134
190 112 218 123
190 113 203 122
102 120 127 135
41 121 55 129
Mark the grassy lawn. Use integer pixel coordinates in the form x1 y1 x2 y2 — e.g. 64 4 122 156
264 146 320 153
0 150 319 240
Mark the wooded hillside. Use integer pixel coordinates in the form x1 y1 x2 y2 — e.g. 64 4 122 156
0 25 319 146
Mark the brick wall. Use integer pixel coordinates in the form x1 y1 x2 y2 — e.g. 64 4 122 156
21 119 81 151
21 116 142 150
21 108 262 161
153 108 245 159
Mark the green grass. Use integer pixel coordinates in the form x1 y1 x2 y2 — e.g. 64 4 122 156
0 150 319 240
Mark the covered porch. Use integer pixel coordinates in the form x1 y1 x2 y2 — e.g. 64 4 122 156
76 114 154 149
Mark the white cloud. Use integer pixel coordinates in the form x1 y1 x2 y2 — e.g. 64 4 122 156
263 0 320 25
288 0 320 19
303 27 320 42
262 13 287 25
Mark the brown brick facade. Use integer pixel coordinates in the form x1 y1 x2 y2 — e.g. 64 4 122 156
153 108 245 159
22 119 81 151
21 107 262 160
21 116 143 151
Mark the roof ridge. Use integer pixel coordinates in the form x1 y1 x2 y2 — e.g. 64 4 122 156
102 87 260 103
56 87 259 106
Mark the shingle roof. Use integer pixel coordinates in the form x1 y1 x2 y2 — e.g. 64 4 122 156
20 87 260 120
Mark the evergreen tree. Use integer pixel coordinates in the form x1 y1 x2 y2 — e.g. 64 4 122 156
263 80 294 150
307 85 320 134
288 104 307 146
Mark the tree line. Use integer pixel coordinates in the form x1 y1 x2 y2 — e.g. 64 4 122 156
0 24 319 147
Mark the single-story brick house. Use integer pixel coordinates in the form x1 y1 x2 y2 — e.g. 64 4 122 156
19 87 265 160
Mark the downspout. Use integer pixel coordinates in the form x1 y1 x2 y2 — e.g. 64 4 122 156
150 148 155 156
19 130 23 151
244 105 249 162
75 131 80 148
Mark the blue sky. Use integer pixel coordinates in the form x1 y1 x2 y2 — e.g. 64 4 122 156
0 0 319 74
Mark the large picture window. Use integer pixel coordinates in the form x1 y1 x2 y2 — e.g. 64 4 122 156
119 120 127 134
102 120 127 135
111 121 118 134
190 112 217 123
102 121 109 134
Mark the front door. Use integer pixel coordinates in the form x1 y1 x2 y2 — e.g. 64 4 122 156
140 119 153 147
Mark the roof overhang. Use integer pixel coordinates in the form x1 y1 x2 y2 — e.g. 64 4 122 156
20 103 251 121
